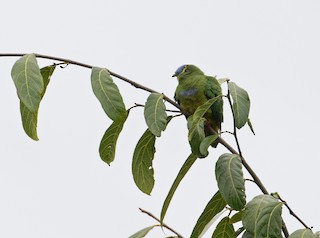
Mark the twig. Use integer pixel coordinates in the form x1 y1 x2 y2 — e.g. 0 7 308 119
277 194 311 230
226 88 243 157
0 53 182 112
139 208 184 238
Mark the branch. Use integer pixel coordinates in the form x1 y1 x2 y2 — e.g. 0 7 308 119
0 53 181 112
276 194 311 230
226 89 243 157
1 53 309 237
139 208 184 238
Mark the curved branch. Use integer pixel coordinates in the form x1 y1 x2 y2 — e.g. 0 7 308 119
139 208 184 238
0 53 181 111
1 52 311 237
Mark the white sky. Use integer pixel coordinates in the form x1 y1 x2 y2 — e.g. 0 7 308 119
1 0 320 237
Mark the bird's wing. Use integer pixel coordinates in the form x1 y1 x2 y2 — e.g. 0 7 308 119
205 76 224 128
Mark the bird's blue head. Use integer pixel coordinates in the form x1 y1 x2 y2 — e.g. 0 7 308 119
172 65 187 78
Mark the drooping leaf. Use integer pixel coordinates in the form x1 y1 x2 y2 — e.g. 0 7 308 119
132 129 156 195
289 229 316 238
188 116 206 158
144 93 167 137
199 134 219 156
99 113 128 165
188 96 220 134
91 67 127 121
230 210 243 224
11 54 44 112
20 102 39 140
129 225 157 238
211 217 235 238
247 118 255 135
160 154 197 224
228 82 250 129
215 153 246 210
20 65 56 140
190 191 227 238
242 195 283 238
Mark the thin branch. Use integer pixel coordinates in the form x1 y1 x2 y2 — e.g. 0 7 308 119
277 194 311 230
139 208 184 238
226 89 243 157
0 53 181 111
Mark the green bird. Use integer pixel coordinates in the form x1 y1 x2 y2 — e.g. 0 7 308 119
173 64 223 148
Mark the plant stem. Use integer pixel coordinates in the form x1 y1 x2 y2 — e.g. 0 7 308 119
139 208 184 238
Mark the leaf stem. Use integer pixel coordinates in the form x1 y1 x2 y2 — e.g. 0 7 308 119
139 208 184 238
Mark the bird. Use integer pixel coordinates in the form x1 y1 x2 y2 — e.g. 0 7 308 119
172 64 223 148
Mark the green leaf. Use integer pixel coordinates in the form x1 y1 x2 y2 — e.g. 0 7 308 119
91 67 127 121
199 134 219 156
160 154 197 224
228 82 250 129
99 114 128 165
190 191 227 238
132 129 156 195
215 153 246 210
188 116 206 158
20 65 56 140
144 93 167 137
211 217 235 238
247 118 255 135
188 96 220 135
242 231 254 238
230 210 243 224
11 54 44 112
289 229 315 238
129 225 157 238
242 195 283 238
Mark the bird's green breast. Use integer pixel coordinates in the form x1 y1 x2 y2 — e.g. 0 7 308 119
175 77 208 116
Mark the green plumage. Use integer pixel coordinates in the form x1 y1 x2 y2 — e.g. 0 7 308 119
173 65 223 146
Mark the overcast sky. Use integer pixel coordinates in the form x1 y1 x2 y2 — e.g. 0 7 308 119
1 0 319 237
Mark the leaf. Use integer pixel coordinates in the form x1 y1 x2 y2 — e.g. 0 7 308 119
242 195 283 238
215 153 246 210
190 191 227 238
289 229 315 238
160 154 197 224
247 118 255 135
129 225 157 238
144 93 167 137
20 65 56 140
199 134 219 156
99 114 128 165
188 116 206 158
91 67 127 121
211 217 235 238
132 129 156 195
230 210 243 224
188 96 220 135
228 82 250 129
242 231 254 238
11 54 44 112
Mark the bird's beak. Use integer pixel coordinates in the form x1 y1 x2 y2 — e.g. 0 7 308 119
172 73 177 77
